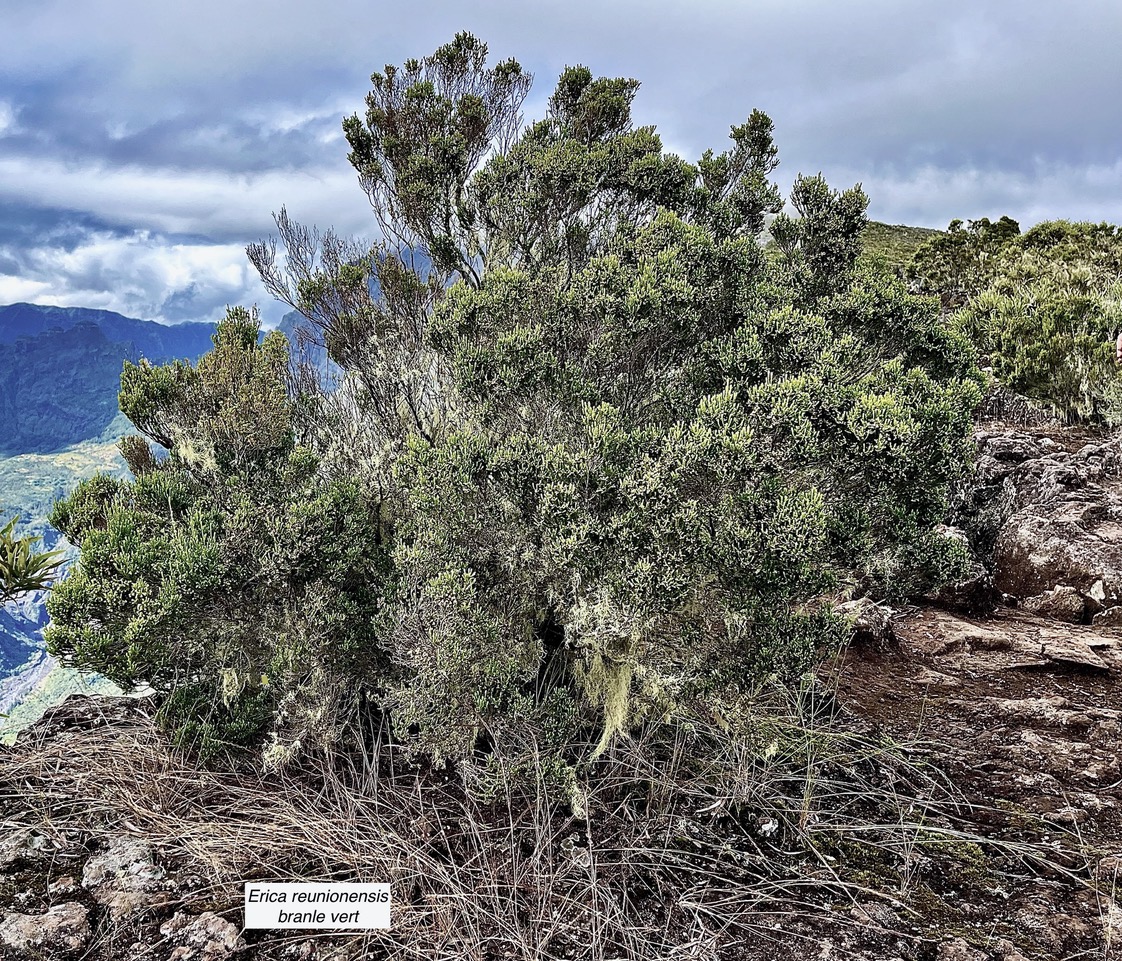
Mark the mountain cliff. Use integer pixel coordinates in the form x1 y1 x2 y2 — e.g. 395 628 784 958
0 304 217 455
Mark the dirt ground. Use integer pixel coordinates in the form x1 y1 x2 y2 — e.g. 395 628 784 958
836 604 1122 960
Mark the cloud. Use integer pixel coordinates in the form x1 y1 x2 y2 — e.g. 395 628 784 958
0 155 371 242
0 231 282 326
853 160 1122 230
0 0 1120 323
0 101 17 136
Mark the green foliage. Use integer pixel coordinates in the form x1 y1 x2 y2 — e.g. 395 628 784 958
55 36 982 777
912 217 1122 422
908 216 1022 308
0 516 65 604
46 307 392 756
771 174 870 300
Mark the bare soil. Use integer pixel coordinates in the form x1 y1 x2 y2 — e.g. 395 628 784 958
836 605 1122 960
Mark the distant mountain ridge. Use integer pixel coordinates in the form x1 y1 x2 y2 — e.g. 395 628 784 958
0 302 219 357
0 303 218 455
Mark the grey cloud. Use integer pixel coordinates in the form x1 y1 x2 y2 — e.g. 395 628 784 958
1 0 1120 319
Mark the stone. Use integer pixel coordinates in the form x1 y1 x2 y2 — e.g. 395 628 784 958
992 938 1029 961
1095 853 1122 882
0 828 68 869
935 937 986 961
0 902 91 954
1094 606 1122 627
955 428 1122 611
81 836 167 919
1022 586 1087 623
835 598 896 651
160 911 245 961
911 668 962 688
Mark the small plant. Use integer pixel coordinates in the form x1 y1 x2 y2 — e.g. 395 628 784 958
0 517 65 604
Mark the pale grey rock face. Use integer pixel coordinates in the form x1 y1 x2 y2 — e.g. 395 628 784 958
160 911 245 961
961 427 1122 621
81 837 168 919
0 901 91 954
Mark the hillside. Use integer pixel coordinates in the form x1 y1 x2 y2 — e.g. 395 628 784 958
0 428 130 703
0 305 217 455
860 221 943 273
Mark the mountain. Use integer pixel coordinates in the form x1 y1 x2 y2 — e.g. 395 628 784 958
0 303 220 730
0 304 218 455
0 303 220 356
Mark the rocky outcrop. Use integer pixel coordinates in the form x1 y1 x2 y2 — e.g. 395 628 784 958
959 426 1122 622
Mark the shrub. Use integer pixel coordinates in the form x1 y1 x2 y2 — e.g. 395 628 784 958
46 308 391 758
50 35 982 773
911 218 1122 422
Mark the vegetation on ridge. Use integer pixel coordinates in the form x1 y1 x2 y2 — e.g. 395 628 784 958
910 217 1122 422
45 33 982 776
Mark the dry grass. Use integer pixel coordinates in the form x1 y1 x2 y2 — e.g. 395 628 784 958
0 687 1093 961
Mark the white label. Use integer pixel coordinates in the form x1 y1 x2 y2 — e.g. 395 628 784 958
244 882 391 929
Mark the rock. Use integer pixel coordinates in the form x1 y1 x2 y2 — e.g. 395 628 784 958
995 505 1122 603
848 900 900 931
954 427 1122 612
836 598 896 651
81 836 168 919
976 429 1122 606
935 937 986 961
992 938 1029 961
1095 853 1122 882
1094 606 1122 627
1103 901 1122 959
160 911 245 961
1022 585 1087 623
911 668 962 688
0 827 75 866
0 902 91 954
281 942 319 960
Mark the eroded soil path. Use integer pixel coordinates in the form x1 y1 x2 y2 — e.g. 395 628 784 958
838 606 1122 959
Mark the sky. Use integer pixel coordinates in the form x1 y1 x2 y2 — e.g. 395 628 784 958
1 0 1120 327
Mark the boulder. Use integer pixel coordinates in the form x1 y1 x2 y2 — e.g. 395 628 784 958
1022 586 1087 624
936 938 987 961
1095 606 1122 628
965 428 1122 610
81 836 168 919
160 911 245 961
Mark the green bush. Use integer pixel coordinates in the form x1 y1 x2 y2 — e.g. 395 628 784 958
911 218 1122 422
46 308 391 758
49 35 982 775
